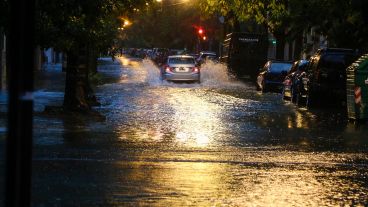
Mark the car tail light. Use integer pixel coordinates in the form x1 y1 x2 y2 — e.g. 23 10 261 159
192 67 199 73
284 79 292 86
165 66 173 73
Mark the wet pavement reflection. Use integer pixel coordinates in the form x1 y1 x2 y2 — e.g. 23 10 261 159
29 56 368 206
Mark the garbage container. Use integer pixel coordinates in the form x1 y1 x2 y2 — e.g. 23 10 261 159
346 54 368 120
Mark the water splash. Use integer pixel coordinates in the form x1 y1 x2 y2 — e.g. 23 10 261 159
140 58 248 89
199 60 236 86
141 58 162 86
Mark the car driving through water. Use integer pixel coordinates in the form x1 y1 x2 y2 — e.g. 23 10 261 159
160 55 200 83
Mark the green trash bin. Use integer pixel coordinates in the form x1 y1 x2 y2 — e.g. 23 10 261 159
346 54 368 120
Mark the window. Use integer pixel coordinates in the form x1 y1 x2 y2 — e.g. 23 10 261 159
269 62 293 73
168 57 195 64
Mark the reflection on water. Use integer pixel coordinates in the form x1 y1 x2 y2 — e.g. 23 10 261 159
113 87 226 148
287 108 314 129
167 90 224 147
111 58 236 148
118 56 131 67
110 160 367 206
31 56 368 206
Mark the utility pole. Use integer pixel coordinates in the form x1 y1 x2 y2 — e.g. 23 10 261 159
6 0 35 206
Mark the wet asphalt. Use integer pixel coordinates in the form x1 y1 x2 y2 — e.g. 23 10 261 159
1 56 368 206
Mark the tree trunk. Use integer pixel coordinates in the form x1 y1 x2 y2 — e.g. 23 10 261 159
63 45 91 111
85 45 100 106
88 45 98 74
288 41 293 60
293 33 303 60
62 53 67 72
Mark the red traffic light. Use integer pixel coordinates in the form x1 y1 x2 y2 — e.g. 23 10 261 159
198 28 204 35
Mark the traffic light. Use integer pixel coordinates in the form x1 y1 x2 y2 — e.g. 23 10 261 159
198 28 204 35
270 38 276 45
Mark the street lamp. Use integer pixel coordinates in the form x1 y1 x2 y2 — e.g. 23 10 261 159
124 20 131 27
119 17 132 28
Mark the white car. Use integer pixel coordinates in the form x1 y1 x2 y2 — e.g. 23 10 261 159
161 55 200 83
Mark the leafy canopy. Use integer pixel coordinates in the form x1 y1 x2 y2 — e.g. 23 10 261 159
36 0 149 52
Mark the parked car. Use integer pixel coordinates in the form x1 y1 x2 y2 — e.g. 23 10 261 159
161 55 200 83
282 59 309 102
257 60 293 93
300 48 359 107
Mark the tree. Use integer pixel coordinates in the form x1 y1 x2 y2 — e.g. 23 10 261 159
199 0 292 59
0 0 8 90
199 0 368 58
315 0 368 51
0 0 8 28
36 0 149 112
124 0 206 51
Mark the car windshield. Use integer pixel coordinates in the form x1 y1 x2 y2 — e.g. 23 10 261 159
168 57 195 64
269 62 292 73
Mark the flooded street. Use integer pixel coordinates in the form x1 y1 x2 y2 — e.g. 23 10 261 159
27 56 368 206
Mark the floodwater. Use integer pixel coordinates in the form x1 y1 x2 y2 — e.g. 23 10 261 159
4 56 368 206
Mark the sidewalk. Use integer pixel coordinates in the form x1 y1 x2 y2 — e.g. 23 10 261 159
33 63 65 112
0 57 120 131
34 57 121 112
0 57 123 206
35 63 65 92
